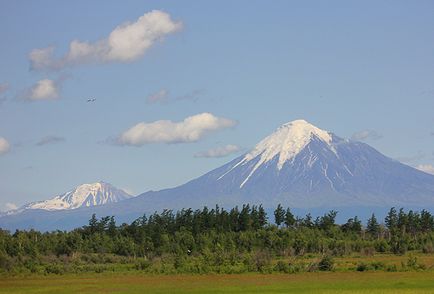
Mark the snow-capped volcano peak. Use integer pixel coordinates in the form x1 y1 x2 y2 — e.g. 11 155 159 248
21 181 132 211
241 119 334 167
252 119 334 165
219 119 336 187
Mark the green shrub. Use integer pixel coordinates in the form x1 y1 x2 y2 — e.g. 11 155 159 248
274 260 289 273
135 259 152 271
405 255 426 271
374 240 390 253
370 261 385 270
385 264 397 272
356 261 385 272
44 264 65 275
0 252 13 272
318 255 334 271
356 262 370 272
254 250 271 272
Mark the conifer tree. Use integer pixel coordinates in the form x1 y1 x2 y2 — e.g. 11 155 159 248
385 207 398 234
258 205 267 227
274 204 285 226
366 213 380 238
284 207 295 228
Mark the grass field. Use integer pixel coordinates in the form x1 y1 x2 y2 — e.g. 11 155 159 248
2 272 434 294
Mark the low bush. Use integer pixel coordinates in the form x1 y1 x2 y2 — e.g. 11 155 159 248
318 255 334 271
356 262 369 272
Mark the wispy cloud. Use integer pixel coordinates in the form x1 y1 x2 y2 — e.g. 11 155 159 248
0 83 9 95
30 10 182 70
351 129 383 141
175 89 204 102
147 89 204 104
115 113 237 146
5 202 18 211
195 144 241 158
0 137 10 155
416 164 434 175
36 136 66 146
0 83 9 106
147 89 169 104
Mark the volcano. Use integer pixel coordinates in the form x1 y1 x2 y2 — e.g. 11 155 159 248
2 119 434 231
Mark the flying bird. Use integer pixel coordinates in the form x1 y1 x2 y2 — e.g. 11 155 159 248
87 98 96 102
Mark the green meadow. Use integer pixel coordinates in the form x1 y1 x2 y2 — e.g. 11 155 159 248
3 207 434 293
2 253 434 294
2 271 434 294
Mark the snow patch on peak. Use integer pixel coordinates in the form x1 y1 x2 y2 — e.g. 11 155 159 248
219 120 336 187
21 181 132 211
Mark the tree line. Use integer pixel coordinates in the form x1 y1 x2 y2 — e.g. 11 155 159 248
1 204 434 274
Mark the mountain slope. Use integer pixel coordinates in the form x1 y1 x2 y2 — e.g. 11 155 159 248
68 120 434 211
1 119 434 231
131 119 434 209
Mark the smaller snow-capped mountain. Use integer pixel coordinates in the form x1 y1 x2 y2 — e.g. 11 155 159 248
18 182 132 212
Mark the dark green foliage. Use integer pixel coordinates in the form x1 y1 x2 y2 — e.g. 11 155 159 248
284 208 295 228
385 207 398 233
318 255 334 271
367 213 380 238
274 204 285 227
420 210 434 233
317 210 338 231
274 260 290 273
356 262 369 271
342 216 362 234
0 205 434 275
356 261 385 272
257 205 267 228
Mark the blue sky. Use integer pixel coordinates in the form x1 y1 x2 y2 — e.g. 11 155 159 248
1 1 434 210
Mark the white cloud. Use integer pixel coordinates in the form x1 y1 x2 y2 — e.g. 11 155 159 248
351 130 383 141
20 76 69 101
147 89 169 104
5 202 18 211
118 113 237 146
29 79 59 100
416 164 434 175
0 137 10 155
195 144 241 158
30 10 182 70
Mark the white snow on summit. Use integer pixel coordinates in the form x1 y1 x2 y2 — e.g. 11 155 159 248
21 182 132 211
219 119 336 187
